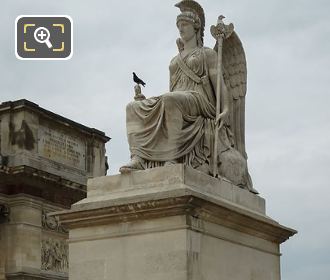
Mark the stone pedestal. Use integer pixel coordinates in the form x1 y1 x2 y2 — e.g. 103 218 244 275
56 165 296 280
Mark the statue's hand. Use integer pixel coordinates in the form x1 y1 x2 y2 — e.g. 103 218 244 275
215 111 228 130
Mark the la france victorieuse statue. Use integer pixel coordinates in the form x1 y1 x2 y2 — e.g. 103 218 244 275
120 0 257 194
55 4 296 278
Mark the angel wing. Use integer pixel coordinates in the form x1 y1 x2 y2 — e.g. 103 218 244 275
214 32 257 193
214 31 247 159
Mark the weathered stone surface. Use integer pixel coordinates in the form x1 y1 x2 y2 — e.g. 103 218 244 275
0 99 110 186
38 125 87 171
41 238 68 272
56 166 296 280
0 194 69 280
0 99 110 280
78 164 265 215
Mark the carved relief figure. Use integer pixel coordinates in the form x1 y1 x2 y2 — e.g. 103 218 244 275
42 210 68 233
120 0 257 193
41 238 68 272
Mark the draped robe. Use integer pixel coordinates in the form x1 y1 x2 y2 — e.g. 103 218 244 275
126 47 232 169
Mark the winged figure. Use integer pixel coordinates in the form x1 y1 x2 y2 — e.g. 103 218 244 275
120 0 257 194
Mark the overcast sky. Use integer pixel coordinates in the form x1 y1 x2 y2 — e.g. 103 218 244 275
1 0 330 279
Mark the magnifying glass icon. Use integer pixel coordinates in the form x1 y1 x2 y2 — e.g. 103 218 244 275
34 27 53 48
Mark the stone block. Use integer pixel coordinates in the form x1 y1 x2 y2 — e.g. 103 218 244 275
83 164 265 215
0 99 110 185
56 166 296 280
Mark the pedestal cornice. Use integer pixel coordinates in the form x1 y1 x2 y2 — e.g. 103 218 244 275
55 165 296 244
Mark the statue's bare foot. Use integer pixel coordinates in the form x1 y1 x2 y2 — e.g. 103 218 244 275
119 156 144 173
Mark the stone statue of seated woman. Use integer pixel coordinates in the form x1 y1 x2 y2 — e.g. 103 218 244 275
119 0 257 194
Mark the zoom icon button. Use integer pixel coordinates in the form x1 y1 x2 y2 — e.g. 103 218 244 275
16 15 73 60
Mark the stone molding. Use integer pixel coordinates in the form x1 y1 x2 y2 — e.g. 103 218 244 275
0 165 86 208
0 193 65 211
6 271 67 280
0 165 85 191
57 195 295 244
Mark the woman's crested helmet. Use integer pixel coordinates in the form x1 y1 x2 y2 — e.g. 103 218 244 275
175 0 205 46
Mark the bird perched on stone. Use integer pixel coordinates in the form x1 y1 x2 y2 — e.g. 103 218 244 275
133 72 146 87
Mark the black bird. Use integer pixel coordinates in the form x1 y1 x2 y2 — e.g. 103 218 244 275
133 72 146 87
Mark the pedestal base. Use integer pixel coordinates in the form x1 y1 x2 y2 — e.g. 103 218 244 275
56 165 296 280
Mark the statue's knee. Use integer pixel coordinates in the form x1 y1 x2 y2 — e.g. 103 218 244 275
126 101 137 113
162 94 176 109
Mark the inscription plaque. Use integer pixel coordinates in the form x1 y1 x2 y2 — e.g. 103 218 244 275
38 126 86 170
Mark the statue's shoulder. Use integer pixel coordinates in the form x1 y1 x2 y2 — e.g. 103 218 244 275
169 53 180 67
202 46 216 55
170 53 179 62
202 47 217 62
